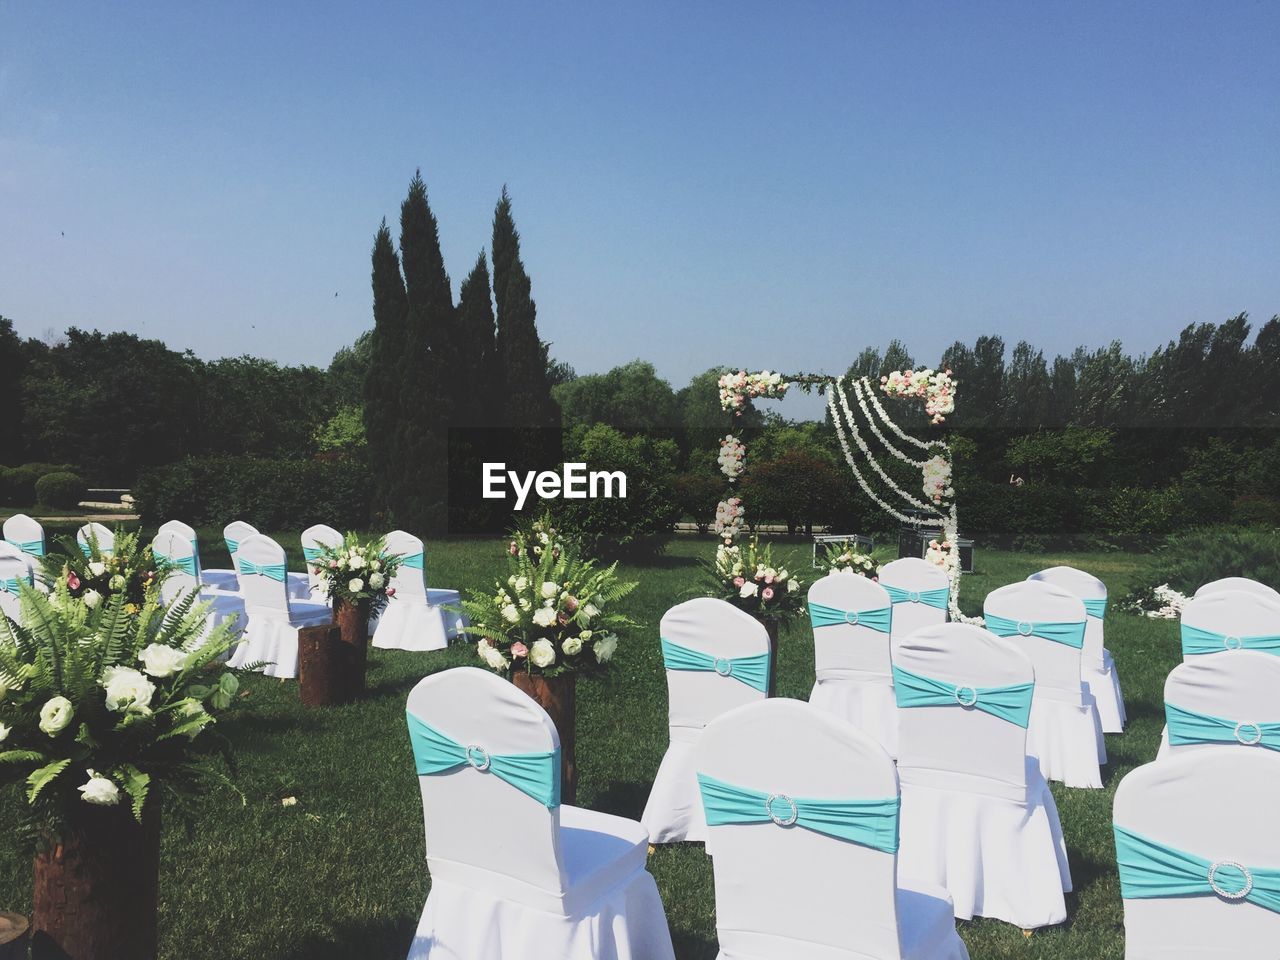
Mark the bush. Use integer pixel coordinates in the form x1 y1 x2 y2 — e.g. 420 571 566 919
672 464 723 532
134 456 371 530
1233 495 1280 526
1151 525 1280 594
0 462 78 504
34 471 86 508
740 451 848 535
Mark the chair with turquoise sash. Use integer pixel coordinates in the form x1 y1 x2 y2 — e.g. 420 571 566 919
300 523 342 603
76 521 114 558
1113 750 1280 957
152 531 245 656
642 598 771 845
371 529 465 653
0 555 32 625
1029 564 1127 734
879 557 951 641
892 623 1071 929
1194 576 1280 604
695 698 969 960
404 667 676 960
984 581 1105 790
3 513 46 560
1159 652 1280 760
1179 589 1280 660
807 572 901 759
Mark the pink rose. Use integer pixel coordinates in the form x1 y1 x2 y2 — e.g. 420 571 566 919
563 595 579 613
329 560 339 569
733 576 745 587
508 541 519 556
511 642 528 658
67 572 81 590
386 588 396 597
764 575 774 584
762 587 775 600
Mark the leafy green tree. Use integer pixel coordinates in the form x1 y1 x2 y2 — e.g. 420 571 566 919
364 220 409 521
328 331 372 409
1003 341 1050 430
552 360 679 433
1046 355 1076 428
0 317 29 460
457 252 497 424
880 339 915 376
196 357 327 458
314 405 367 456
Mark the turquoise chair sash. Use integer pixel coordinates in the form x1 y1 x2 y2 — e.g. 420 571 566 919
809 601 892 633
302 546 325 562
1181 623 1280 656
157 553 198 576
1082 598 1107 619
236 559 287 583
399 551 425 570
0 576 31 594
882 584 949 611
5 537 44 557
660 637 770 693
985 613 1086 649
78 541 113 558
1165 702 1280 751
406 711 560 808
1114 824 1280 913
697 772 899 852
225 537 240 555
892 664 1034 728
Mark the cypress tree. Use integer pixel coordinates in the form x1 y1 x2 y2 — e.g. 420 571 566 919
364 220 409 521
491 186 518 381
457 252 497 424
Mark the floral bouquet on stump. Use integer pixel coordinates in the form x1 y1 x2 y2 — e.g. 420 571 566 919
819 540 879 578
463 518 636 802
41 527 166 613
0 582 247 960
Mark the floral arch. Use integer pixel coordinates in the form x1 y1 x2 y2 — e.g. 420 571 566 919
714 367 974 622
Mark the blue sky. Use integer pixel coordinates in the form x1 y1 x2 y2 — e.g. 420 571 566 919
2 1 1277 410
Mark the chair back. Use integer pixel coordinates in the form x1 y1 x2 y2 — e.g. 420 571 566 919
301 524 343 595
660 598 770 730
157 521 200 577
235 534 291 616
1028 564 1108 669
877 557 949 641
983 581 1087 705
808 572 894 680
152 531 199 605
1195 577 1280 603
3 513 45 559
0 554 32 623
1180 590 1280 659
406 667 566 898
223 520 258 567
696 699 903 960
893 623 1033 801
1163 652 1280 757
1114 750 1280 957
76 522 114 556
385 529 427 599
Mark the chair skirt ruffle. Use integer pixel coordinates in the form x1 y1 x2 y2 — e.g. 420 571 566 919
1085 649 1127 733
1026 697 1105 789
641 731 706 844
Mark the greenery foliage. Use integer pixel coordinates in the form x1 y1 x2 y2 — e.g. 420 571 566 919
0 463 77 504
1149 524 1280 595
34 471 85 508
701 537 805 622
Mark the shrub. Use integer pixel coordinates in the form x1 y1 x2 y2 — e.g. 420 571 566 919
0 462 78 504
34 471 86 508
1150 525 1280 594
672 468 723 532
1233 495 1280 527
134 456 371 530
740 451 848 535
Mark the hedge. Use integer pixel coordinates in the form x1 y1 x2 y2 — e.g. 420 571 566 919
134 456 372 530
35 471 86 508
0 463 78 504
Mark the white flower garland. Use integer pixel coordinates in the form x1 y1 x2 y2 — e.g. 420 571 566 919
827 385 928 525
851 377 926 467
835 379 936 513
862 376 943 453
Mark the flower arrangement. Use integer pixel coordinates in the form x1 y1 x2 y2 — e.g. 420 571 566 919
307 534 401 612
718 370 789 414
41 528 164 614
924 538 961 577
0 583 246 841
714 497 746 543
717 434 746 481
922 454 954 506
704 538 804 622
821 540 878 577
881 368 956 424
1122 583 1190 620
463 524 637 677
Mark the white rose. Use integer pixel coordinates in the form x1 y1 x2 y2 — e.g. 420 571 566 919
579 629 593 640
532 607 557 628
82 589 102 609
138 643 187 679
369 572 385 590
349 555 365 570
594 635 618 662
348 578 364 593
101 666 155 715
739 582 758 598
540 581 559 599
78 771 120 806
39 696 74 735
788 579 797 591
581 603 599 621
478 641 509 672
0 721 10 743
88 562 106 577
529 638 556 668
562 636 583 655
500 603 520 624
513 576 528 593
778 569 789 580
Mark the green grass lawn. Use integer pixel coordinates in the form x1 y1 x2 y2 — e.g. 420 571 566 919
0 534 1176 959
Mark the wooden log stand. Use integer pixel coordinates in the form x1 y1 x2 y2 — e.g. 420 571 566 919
513 671 578 805
298 623 347 706
0 913 28 960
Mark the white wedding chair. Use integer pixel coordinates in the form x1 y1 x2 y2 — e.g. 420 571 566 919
370 531 465 652
404 667 676 960
210 520 311 601
3 513 46 560
152 532 245 656
879 558 950 641
0 554 32 625
226 534 331 679
983 581 1105 788
642 598 770 844
695 698 969 960
807 572 899 757
158 519 227 592
1158 651 1280 759
893 623 1071 928
300 524 342 602
1113 749 1280 959
76 522 114 557
1028 565 1127 733
1180 589 1280 659
1194 576 1280 603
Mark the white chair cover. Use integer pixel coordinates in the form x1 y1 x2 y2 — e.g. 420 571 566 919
879 557 950 640
76 522 114 555
370 531 466 652
1180 589 1280 660
405 667 675 960
695 698 969 960
226 534 330 679
1157 651 1280 759
894 623 1071 928
1194 576 1280 603
210 520 310 600
1114 750 1280 959
1028 564 1127 733
3 513 45 562
152 532 245 657
0 554 31 625
157 519 220 591
641 598 770 844
807 572 899 758
300 524 343 602
983 581 1106 789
